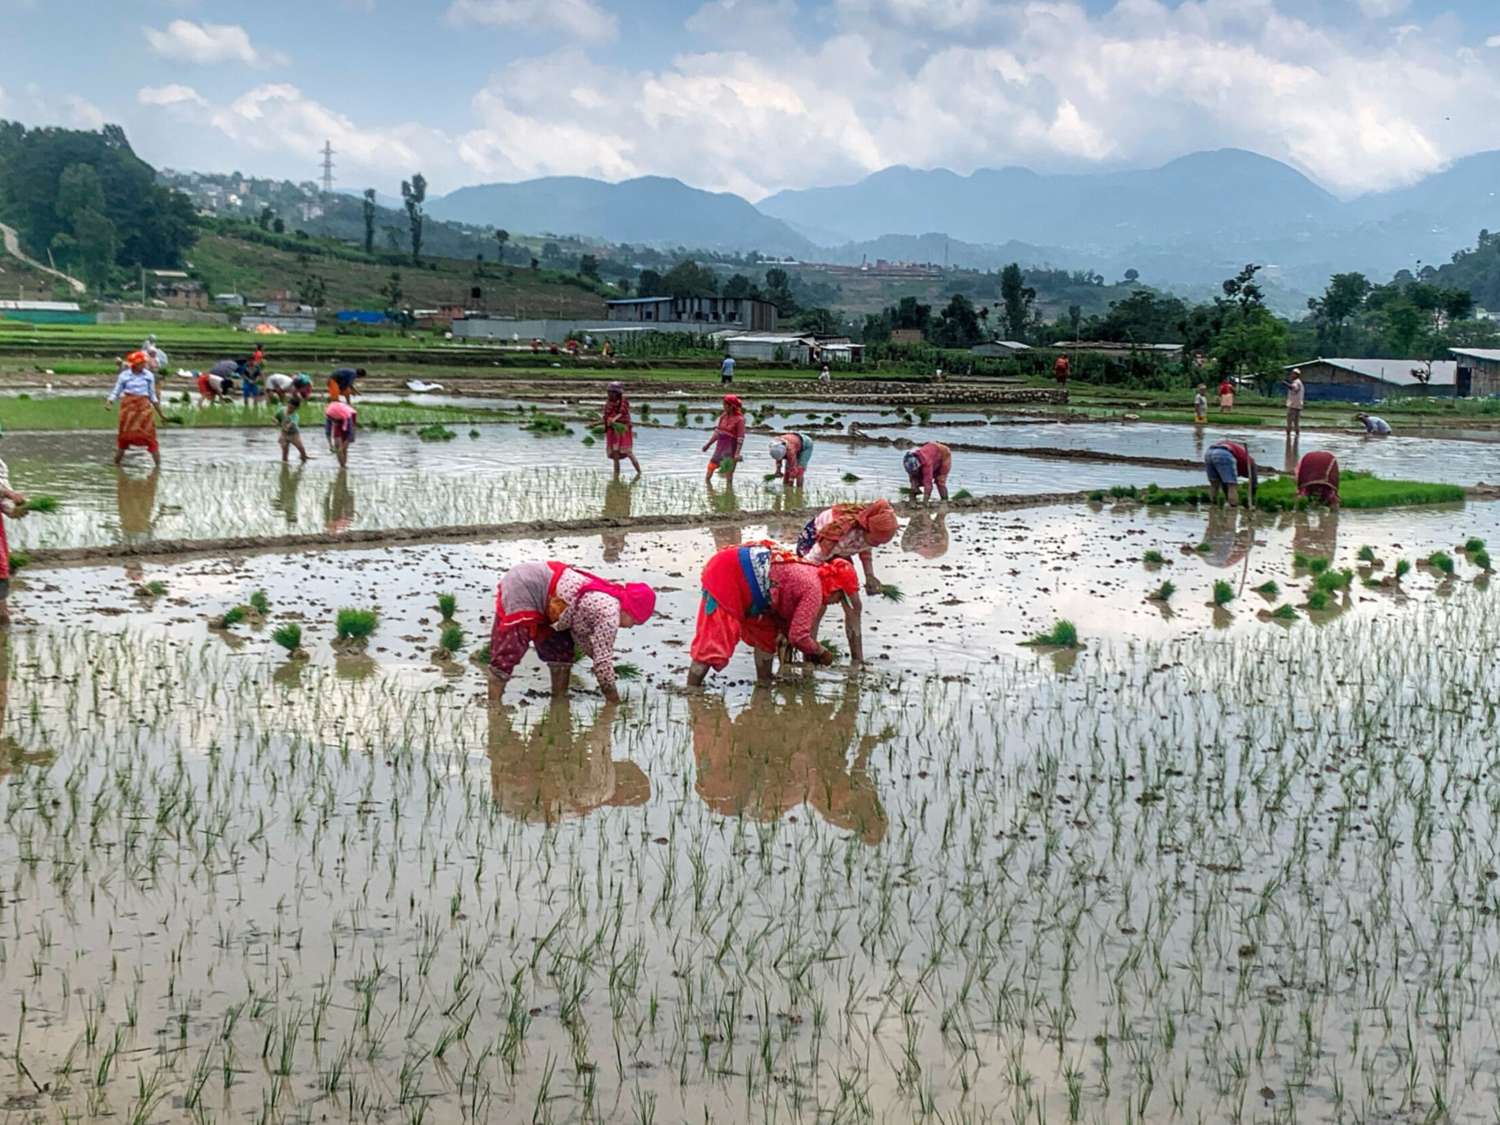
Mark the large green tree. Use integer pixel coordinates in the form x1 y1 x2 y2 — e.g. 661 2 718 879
999 263 1036 341
400 173 426 265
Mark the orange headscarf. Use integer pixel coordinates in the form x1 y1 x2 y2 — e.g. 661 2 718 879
125 351 149 370
818 499 899 549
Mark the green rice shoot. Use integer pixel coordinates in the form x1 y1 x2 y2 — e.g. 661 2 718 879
1212 580 1234 606
335 607 379 640
436 593 457 620
271 622 302 652
1023 619 1079 648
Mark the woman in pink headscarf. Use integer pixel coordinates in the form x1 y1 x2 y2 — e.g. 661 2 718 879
488 560 656 704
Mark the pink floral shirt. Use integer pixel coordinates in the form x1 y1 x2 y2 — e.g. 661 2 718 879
803 507 872 565
553 568 621 692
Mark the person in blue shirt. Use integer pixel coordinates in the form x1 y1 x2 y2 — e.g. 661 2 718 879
1355 412 1392 436
720 355 735 385
106 351 166 467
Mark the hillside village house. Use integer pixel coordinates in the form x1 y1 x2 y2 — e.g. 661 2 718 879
1451 348 1500 396
1284 357 1458 401
606 296 778 332
152 271 208 309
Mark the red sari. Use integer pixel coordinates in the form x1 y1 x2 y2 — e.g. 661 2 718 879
604 397 634 458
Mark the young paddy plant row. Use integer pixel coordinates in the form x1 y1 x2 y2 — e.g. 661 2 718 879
4 588 1500 1122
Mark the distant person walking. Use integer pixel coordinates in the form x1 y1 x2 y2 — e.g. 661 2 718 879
106 351 165 468
1282 368 1305 438
1053 353 1070 389
1193 383 1208 424
720 354 735 386
1218 375 1236 413
819 363 831 387
1355 412 1392 436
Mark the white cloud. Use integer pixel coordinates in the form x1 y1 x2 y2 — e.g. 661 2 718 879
137 84 207 109
446 0 617 43
63 96 105 130
1487 34 1500 48
1356 0 1409 17
143 20 283 66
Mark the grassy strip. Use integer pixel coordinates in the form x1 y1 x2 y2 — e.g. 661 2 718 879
1091 471 1464 512
0 396 520 431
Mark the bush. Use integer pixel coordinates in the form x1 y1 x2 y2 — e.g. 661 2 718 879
336 608 378 640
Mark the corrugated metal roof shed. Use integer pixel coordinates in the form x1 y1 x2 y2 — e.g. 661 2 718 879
1287 357 1457 387
1451 348 1500 363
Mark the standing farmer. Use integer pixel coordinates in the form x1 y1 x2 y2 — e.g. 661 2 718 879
720 354 735 386
704 395 746 482
1282 368 1305 439
1217 374 1236 413
603 381 641 477
1204 439 1258 507
106 351 166 468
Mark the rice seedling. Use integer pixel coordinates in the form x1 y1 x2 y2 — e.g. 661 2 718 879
614 662 642 680
1465 537 1487 553
716 457 737 476
952 489 973 500
417 425 457 442
842 473 861 483
877 583 905 603
1023 619 1079 647
1142 550 1166 566
1357 545 1377 563
23 495 59 513
1269 603 1298 621
762 471 781 482
271 622 303 653
1212 580 1234 606
524 415 573 436
248 589 270 615
1474 548 1492 572
1306 590 1330 610
1308 557 1330 575
1149 580 1175 602
335 607 379 640
582 436 595 446
9 550 29 571
144 580 167 597
436 593 457 620
215 605 248 628
1427 550 1456 576
1254 580 1280 597
438 623 465 656
1314 568 1353 594
1395 558 1412 580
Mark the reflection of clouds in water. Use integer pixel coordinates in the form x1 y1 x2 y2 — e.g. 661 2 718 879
688 679 889 845
488 698 649 825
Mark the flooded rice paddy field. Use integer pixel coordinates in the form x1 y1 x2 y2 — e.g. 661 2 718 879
922 419 1500 486
3 425 1204 551
5 503 1500 1120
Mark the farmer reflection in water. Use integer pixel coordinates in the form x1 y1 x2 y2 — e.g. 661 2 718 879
487 698 649 826
1199 506 1254 570
324 469 355 534
115 468 159 546
688 680 890 844
600 476 636 563
901 510 950 559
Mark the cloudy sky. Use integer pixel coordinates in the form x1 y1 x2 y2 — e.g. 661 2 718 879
3 0 1499 200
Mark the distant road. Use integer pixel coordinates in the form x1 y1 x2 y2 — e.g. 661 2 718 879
0 222 86 294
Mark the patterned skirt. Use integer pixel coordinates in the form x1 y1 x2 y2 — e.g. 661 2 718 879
117 394 158 453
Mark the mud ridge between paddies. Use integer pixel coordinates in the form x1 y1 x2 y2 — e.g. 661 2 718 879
22 491 1089 569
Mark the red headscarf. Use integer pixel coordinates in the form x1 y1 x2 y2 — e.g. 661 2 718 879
125 351 148 370
817 499 899 549
576 574 656 622
819 558 860 602
721 394 743 415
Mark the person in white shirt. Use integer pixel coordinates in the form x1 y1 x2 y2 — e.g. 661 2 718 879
1281 368 1306 438
141 335 169 373
106 352 165 467
1355 412 1392 436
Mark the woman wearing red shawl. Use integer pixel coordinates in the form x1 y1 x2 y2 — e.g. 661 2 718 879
489 561 656 703
687 543 863 686
1294 451 1340 506
796 499 900 594
702 395 746 482
603 381 641 477
903 442 952 501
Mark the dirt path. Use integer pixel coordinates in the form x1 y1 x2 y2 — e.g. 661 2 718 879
0 223 85 295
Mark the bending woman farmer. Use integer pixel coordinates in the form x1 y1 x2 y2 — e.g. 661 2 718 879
904 442 952 501
1204 440 1258 506
768 432 814 486
687 543 863 686
1295 451 1340 506
796 499 899 594
489 560 656 704
703 395 746 482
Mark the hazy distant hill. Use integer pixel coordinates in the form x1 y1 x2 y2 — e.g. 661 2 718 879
428 175 814 256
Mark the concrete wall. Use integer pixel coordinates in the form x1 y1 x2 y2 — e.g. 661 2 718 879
98 305 231 326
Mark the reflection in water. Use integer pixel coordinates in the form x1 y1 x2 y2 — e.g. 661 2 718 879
1289 507 1340 562
1199 507 1253 569
688 680 890 844
115 468 159 543
1282 433 1301 475
706 479 743 552
901 510 950 559
488 699 649 824
601 477 636 562
0 634 51 782
324 469 355 534
275 464 305 525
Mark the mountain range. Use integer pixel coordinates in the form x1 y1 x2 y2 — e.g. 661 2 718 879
426 148 1500 304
